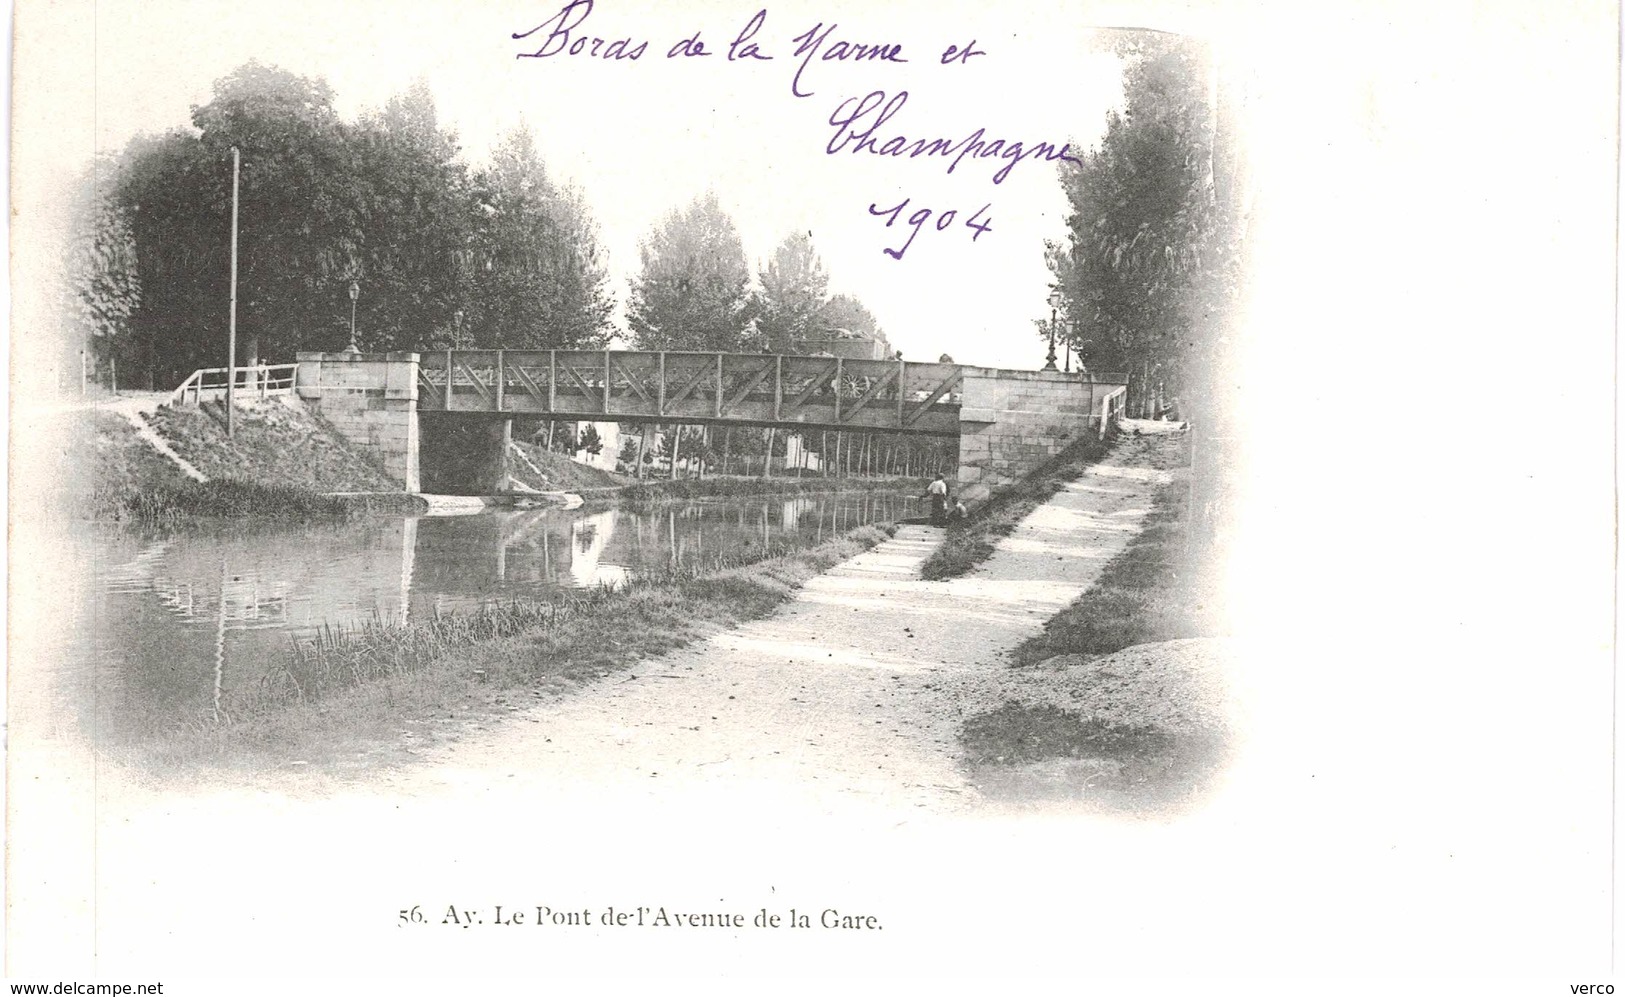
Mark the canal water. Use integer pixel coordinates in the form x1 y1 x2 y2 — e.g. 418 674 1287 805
55 489 921 744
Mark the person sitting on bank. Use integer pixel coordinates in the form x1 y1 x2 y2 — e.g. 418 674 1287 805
926 474 949 524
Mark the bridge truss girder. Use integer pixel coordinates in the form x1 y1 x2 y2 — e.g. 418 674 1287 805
416 350 964 437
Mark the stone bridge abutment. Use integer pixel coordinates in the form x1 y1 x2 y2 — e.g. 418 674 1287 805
955 368 1127 507
294 351 422 492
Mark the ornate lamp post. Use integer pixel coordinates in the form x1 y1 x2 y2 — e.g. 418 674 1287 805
346 281 361 353
1044 288 1063 370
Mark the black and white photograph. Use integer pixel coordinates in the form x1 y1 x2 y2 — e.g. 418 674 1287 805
6 0 1619 990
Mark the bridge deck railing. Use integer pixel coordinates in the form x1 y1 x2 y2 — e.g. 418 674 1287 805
415 349 966 435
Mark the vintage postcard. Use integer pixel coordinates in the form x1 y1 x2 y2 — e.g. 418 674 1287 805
7 0 1618 989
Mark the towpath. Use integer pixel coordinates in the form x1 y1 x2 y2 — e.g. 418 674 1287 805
372 424 1185 815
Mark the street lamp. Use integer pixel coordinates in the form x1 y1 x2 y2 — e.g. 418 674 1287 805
346 281 361 354
454 309 465 349
1044 289 1063 370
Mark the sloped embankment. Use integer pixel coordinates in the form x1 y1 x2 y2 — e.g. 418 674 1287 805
51 410 196 517
49 396 424 521
506 438 628 491
147 397 398 492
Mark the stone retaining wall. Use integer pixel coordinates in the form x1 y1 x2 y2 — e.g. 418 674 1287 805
294 352 421 492
956 369 1120 507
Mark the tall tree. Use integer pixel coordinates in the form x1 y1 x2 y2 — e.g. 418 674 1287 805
755 231 829 353
116 129 227 385
1047 37 1233 412
466 124 614 349
190 61 360 363
627 192 755 351
61 156 142 368
350 80 473 352
542 180 617 348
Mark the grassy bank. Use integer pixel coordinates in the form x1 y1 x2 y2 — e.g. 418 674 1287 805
919 433 1113 580
42 409 190 517
51 402 429 522
148 398 398 492
959 468 1232 813
91 478 429 521
135 523 896 776
1010 478 1214 664
506 439 631 491
583 472 930 506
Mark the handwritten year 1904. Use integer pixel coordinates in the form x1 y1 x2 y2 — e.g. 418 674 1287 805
867 198 992 261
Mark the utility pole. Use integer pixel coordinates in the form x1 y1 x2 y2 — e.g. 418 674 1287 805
227 146 241 437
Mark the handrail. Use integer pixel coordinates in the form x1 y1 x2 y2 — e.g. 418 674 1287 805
168 363 299 406
168 370 203 405
1097 383 1128 438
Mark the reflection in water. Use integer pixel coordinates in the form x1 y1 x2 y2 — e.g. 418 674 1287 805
213 555 227 722
568 510 628 589
67 489 918 743
400 516 417 625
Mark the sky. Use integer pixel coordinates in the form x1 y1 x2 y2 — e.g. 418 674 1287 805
80 0 1127 370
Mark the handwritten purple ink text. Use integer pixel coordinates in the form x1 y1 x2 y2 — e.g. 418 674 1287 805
830 91 1078 185
868 198 994 260
787 22 908 98
513 0 649 60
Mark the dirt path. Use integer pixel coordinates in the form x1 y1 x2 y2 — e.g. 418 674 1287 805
366 426 1184 816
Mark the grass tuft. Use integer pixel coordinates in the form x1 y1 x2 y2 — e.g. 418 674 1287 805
962 702 1172 766
583 474 929 507
87 478 426 522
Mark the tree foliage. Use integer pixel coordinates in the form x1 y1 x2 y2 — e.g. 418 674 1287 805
62 157 142 362
755 231 829 354
190 62 356 364
575 423 604 456
1047 37 1244 413
117 129 231 381
627 192 756 351
92 61 615 387
816 294 882 340
466 125 613 350
350 79 474 352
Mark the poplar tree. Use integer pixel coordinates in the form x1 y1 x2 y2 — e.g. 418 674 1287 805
754 231 829 354
1047 36 1242 414
627 192 756 352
